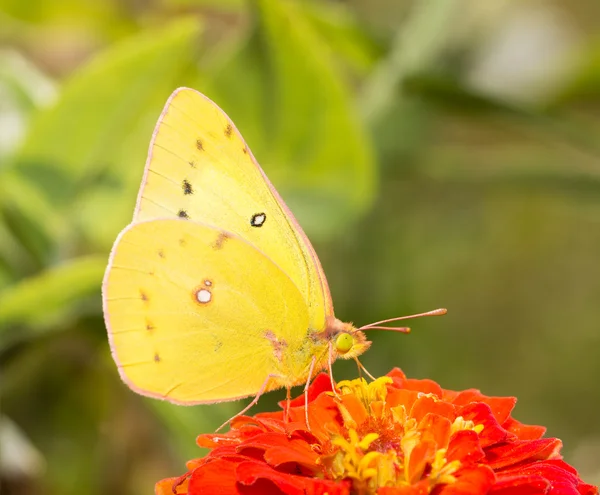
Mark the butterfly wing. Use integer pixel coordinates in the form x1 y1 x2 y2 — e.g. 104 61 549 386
133 88 333 333
103 219 313 404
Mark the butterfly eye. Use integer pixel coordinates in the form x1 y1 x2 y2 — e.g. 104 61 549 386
335 333 354 354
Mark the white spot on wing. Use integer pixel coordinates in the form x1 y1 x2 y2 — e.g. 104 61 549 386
197 289 212 303
251 213 266 227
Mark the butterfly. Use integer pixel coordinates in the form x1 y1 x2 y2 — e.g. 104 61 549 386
102 88 445 425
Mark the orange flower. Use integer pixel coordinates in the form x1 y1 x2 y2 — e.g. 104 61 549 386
155 369 598 495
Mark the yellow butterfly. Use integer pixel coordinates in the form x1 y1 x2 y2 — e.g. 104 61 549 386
102 88 445 423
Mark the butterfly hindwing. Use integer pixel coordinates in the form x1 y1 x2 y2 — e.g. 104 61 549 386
103 218 312 403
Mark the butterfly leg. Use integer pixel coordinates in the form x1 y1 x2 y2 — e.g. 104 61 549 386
215 373 278 432
303 355 317 431
284 386 291 423
327 341 340 399
354 357 376 381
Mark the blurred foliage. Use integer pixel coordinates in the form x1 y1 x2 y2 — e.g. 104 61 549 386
1 0 600 493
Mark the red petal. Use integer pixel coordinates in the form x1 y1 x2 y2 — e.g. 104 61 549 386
286 392 342 443
238 432 320 472
458 402 510 447
486 438 563 469
198 434 243 449
438 465 496 495
236 459 351 495
188 458 241 495
446 430 485 464
386 368 408 381
198 446 246 462
502 418 546 440
496 460 593 495
197 417 277 448
452 391 516 425
285 373 333 408
490 473 551 495
578 484 600 495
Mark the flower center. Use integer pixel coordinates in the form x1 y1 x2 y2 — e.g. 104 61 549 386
317 377 475 494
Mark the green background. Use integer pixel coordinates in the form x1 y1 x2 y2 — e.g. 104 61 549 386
1 0 600 493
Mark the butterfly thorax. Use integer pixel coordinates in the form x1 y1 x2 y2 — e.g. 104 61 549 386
268 317 371 390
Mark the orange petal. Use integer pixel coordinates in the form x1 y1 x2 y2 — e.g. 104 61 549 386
417 412 452 448
406 439 436 484
155 476 189 495
411 396 456 423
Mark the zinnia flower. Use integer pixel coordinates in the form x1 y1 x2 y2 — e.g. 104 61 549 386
155 369 598 495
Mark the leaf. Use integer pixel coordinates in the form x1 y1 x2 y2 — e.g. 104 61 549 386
200 0 376 238
404 72 600 165
11 18 203 251
299 1 380 76
359 0 460 124
0 170 67 269
0 255 106 346
549 41 600 107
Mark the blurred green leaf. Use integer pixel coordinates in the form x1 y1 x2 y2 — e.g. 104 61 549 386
0 170 67 269
404 72 600 167
549 40 600 107
360 0 459 124
9 18 203 253
14 17 202 207
0 255 105 345
300 1 380 76
202 0 376 238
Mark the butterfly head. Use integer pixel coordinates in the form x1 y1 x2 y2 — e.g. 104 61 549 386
326 318 371 360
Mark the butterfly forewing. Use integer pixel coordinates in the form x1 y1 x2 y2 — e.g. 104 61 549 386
134 88 333 333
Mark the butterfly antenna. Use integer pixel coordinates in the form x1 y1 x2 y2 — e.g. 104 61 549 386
358 308 447 332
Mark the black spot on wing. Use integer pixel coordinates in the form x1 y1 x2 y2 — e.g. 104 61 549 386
196 139 204 151
182 179 193 195
178 209 189 219
224 124 233 138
